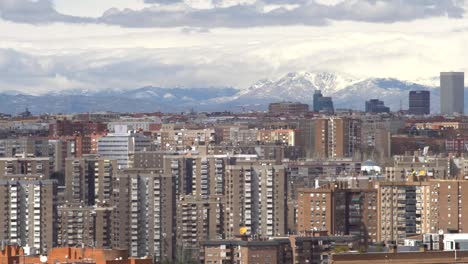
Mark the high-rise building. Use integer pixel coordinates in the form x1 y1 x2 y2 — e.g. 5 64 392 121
440 72 464 115
64 156 117 206
313 117 361 159
365 99 390 113
375 180 468 245
175 155 229 259
49 138 75 175
313 90 334 113
296 184 378 244
0 178 57 254
224 160 287 238
112 168 176 262
97 125 151 168
408 90 430 115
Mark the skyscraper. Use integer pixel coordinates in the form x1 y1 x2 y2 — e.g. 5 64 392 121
313 90 334 113
408 91 430 115
440 72 464 115
365 99 390 113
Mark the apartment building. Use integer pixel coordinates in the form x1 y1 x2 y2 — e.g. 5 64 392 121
174 155 229 258
0 137 50 157
377 181 430 245
426 180 468 234
49 138 75 174
296 184 378 245
384 154 451 181
0 155 50 178
313 117 361 159
257 129 296 146
224 160 287 238
57 205 112 248
64 156 117 206
0 178 57 254
159 128 216 151
112 168 176 262
200 232 357 264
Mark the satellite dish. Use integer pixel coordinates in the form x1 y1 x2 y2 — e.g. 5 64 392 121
40 256 48 263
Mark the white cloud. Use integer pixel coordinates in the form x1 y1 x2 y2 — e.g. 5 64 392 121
0 15 467 94
0 0 467 94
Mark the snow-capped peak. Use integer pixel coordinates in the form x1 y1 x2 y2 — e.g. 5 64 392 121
240 71 362 101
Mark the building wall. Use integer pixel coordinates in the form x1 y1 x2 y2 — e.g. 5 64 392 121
440 72 464 115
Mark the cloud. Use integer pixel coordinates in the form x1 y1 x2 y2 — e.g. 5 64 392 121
0 0 91 24
0 0 465 27
97 0 466 28
144 0 183 4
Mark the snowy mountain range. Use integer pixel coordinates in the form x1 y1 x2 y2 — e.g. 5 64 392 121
0 72 453 114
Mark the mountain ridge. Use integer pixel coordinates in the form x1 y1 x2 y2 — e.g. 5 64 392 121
0 72 453 114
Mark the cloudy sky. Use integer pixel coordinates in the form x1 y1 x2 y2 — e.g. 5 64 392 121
0 0 467 94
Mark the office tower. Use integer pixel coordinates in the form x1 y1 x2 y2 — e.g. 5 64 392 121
97 125 151 168
57 205 112 248
365 99 390 113
0 178 57 254
112 168 176 262
65 156 116 206
268 102 309 115
408 90 430 115
440 72 464 115
313 90 334 113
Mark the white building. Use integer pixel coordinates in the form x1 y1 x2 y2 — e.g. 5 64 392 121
444 233 468 251
107 116 162 132
97 125 151 168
